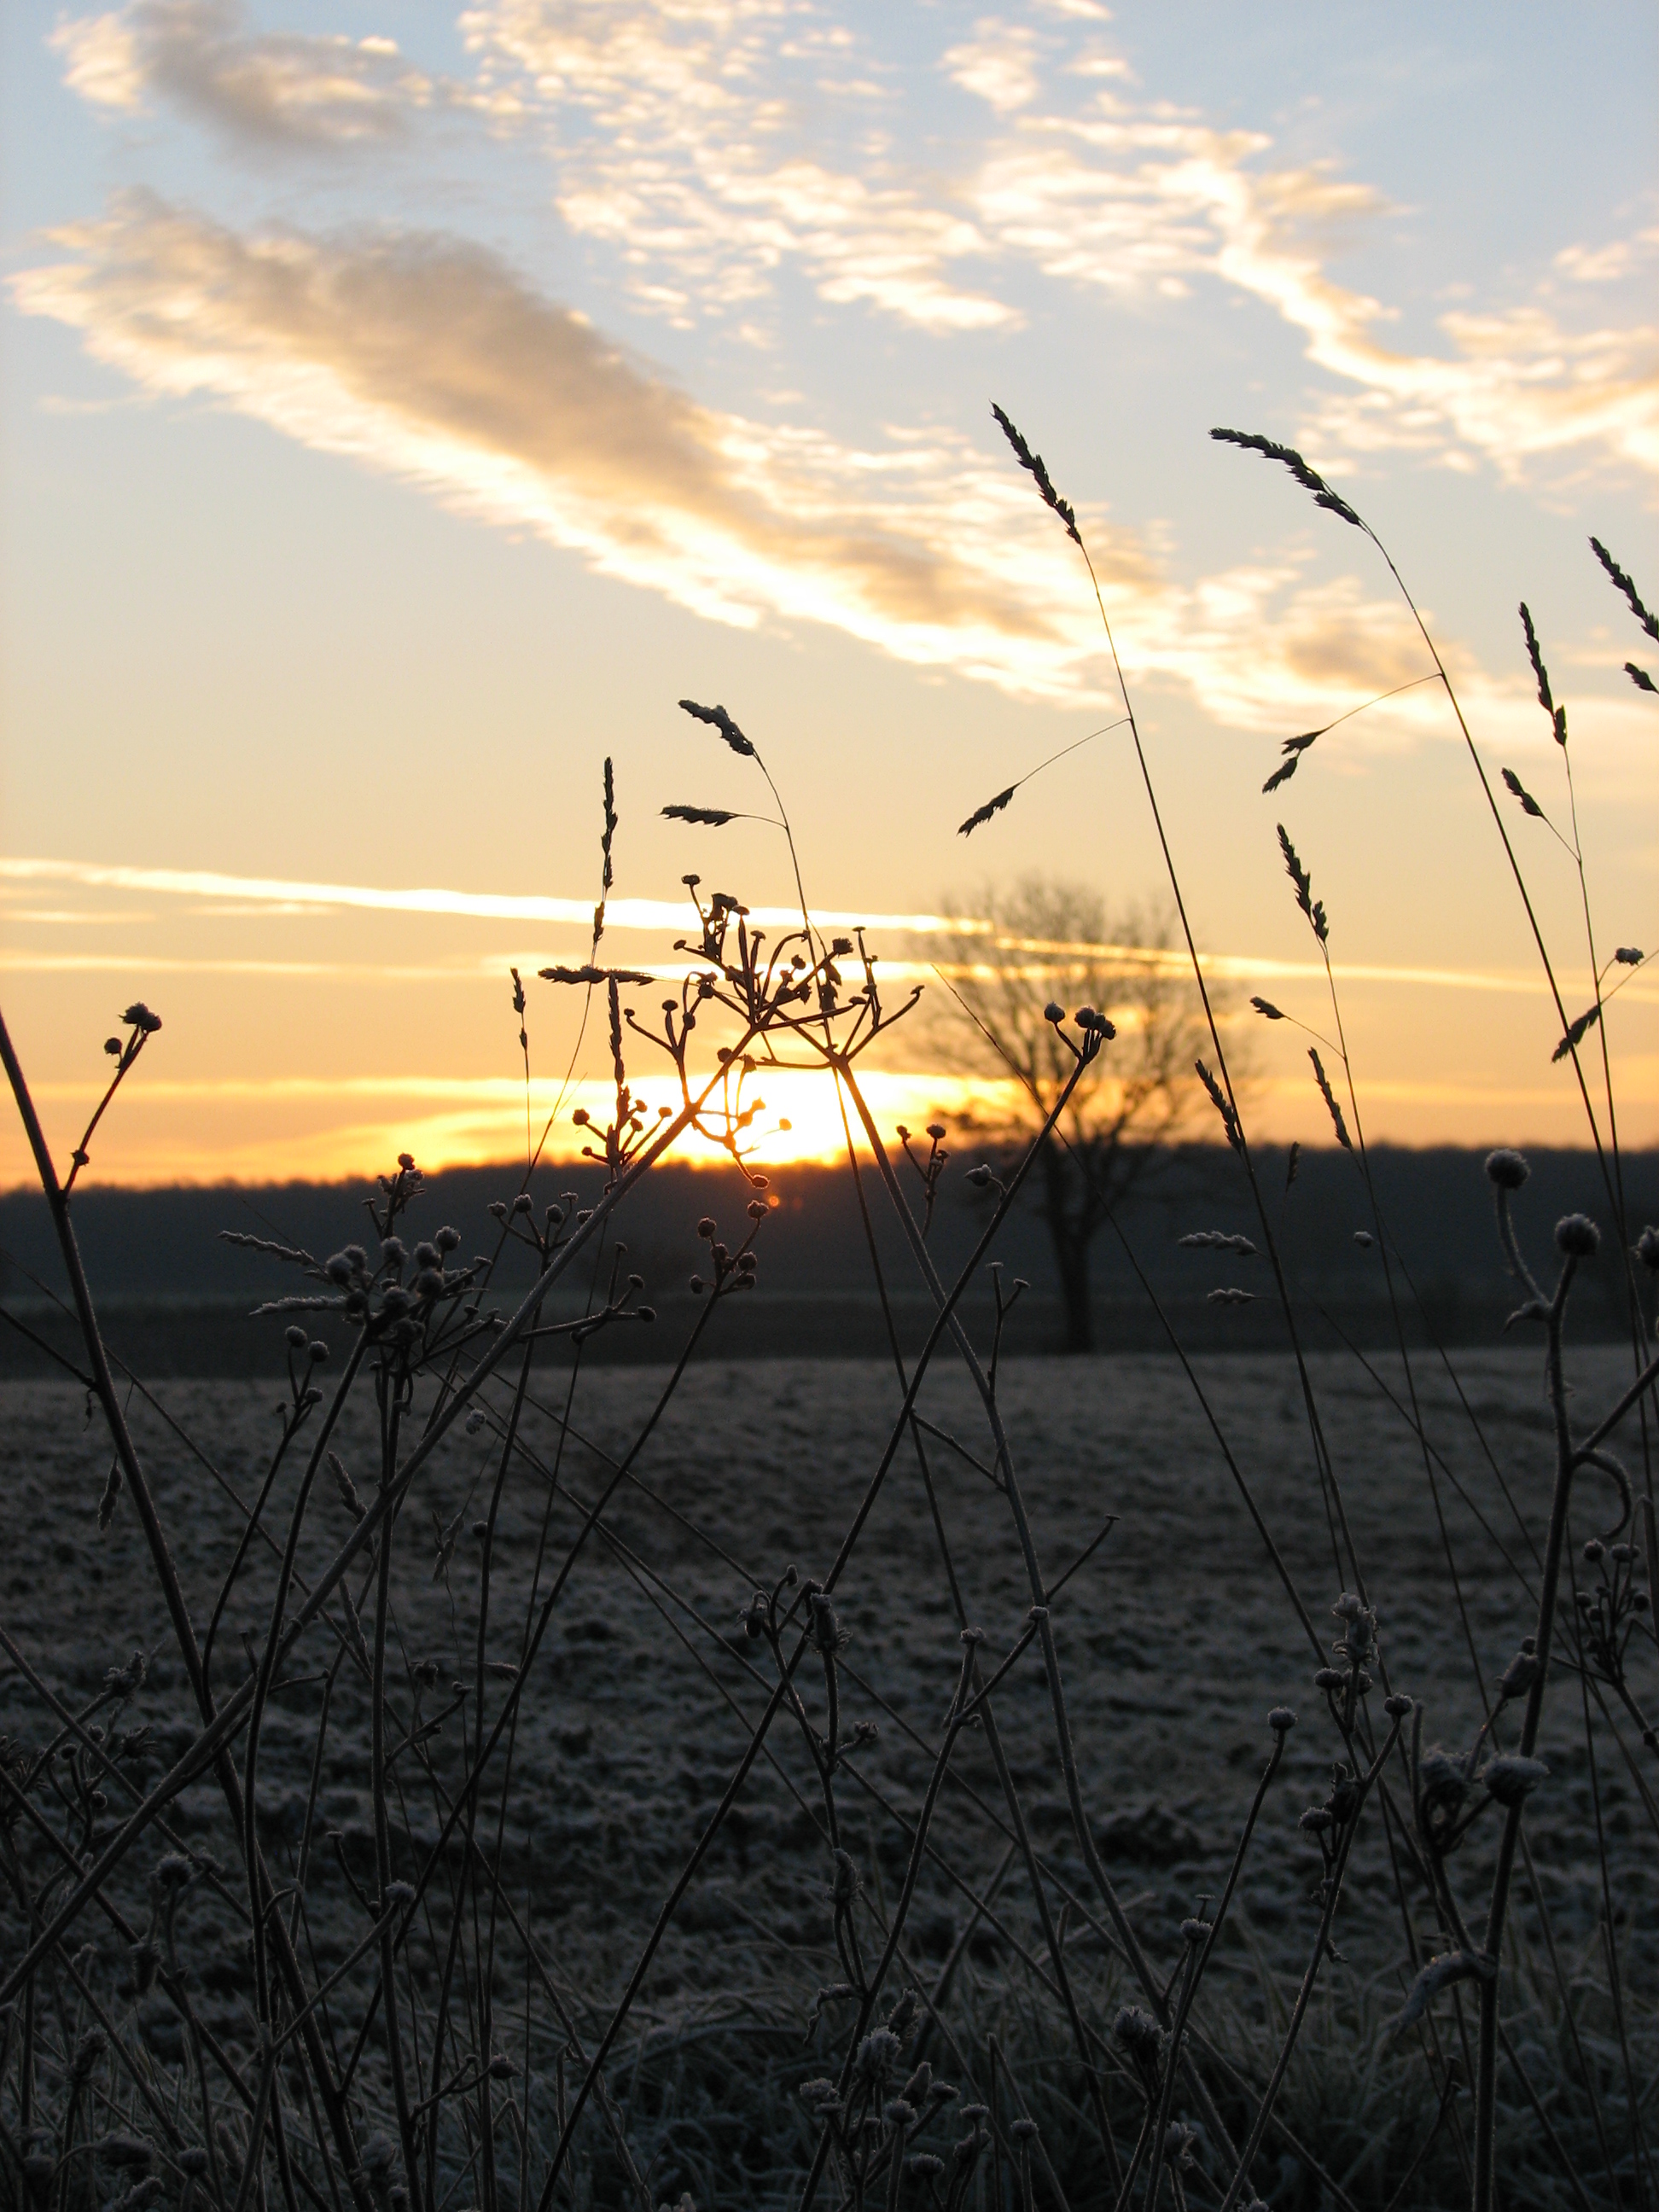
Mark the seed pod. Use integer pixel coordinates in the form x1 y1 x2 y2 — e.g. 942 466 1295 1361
1482 1754 1550 1807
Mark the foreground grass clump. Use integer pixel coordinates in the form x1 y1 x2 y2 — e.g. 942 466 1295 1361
1 422 1655 2211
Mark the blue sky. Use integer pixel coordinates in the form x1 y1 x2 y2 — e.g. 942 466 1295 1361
1 3 1655 1179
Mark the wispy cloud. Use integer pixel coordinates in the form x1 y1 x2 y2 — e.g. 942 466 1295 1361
459 3 1659 484
52 0 444 144
11 858 1653 1011
0 853 970 936
942 17 1043 115
24 189 1629 738
5 191 1162 701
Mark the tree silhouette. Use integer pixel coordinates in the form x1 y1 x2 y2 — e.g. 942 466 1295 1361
932 876 1223 1352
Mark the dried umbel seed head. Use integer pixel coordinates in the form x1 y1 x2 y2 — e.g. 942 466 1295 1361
966 1163 992 1188
1043 1002 1065 1024
1555 1214 1600 1258
1331 1592 1377 1668
413 1241 439 1268
853 2028 901 2084
810 1593 846 1656
1483 1754 1550 1807
285 1324 309 1351
1268 1705 1297 1733
905 2155 945 2181
1313 1667 1344 1691
1180 1917 1210 1947
1485 1148 1530 1190
358 2133 396 2180
1417 1747 1468 1819
324 1251 355 1285
1112 2005 1163 2062
1497 1640 1539 1703
72 2026 108 2080
831 1848 861 1905
1584 1537 1606 1563
435 1225 461 1253
97 2136 154 2170
381 1237 407 1265
1009 2117 1039 2144
1637 1226 1659 1272
1383 1692 1414 1719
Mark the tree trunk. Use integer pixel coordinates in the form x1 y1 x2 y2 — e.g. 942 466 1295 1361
1053 1229 1094 1353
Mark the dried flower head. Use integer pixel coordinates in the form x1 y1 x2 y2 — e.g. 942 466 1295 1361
1482 1754 1550 1807
1485 1148 1530 1190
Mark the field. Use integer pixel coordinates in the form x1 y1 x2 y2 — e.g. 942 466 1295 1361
3 1330 1653 2209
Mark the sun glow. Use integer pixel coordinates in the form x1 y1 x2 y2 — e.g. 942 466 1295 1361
7 1068 1025 1188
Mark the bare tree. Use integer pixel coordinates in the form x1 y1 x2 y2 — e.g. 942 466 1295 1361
930 876 1224 1352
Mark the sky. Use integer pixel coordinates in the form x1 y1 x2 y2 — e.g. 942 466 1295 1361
1 1 1655 1186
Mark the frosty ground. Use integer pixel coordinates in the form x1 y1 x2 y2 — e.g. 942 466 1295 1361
2 1341 1650 2200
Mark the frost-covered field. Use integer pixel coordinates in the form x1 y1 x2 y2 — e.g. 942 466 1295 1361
3 1342 1651 2204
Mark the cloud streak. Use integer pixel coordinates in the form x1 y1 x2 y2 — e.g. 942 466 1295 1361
52 0 448 144
16 195 1149 692
26 190 1633 742
9 858 1652 1009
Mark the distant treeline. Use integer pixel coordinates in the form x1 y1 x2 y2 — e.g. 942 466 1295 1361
1 1144 1654 1374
